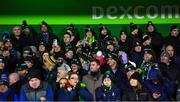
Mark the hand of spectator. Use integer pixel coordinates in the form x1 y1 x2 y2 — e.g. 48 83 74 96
40 97 46 102
76 40 83 47
152 92 161 99
75 82 86 91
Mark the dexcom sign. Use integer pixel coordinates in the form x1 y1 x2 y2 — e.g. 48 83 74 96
92 5 179 20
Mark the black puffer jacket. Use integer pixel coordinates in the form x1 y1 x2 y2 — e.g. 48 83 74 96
122 86 153 101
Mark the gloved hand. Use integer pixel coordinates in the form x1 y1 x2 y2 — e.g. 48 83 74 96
40 97 46 102
75 82 86 91
66 82 73 91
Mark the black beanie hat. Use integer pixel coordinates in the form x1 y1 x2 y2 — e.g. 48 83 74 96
22 20 29 30
130 23 138 31
170 25 178 31
16 63 28 71
143 49 153 55
133 41 141 47
106 53 118 61
71 58 81 66
146 21 155 29
130 72 142 83
85 25 94 34
120 31 127 36
28 70 41 81
23 46 32 52
41 21 48 27
54 51 65 59
99 24 107 31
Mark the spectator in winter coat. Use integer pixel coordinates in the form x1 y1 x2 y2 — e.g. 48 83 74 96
165 25 180 56
98 24 112 48
16 63 29 83
127 23 143 51
158 51 180 88
119 31 129 53
164 44 180 67
20 70 54 101
129 41 143 67
3 39 21 59
70 58 87 81
34 21 59 51
60 32 75 52
144 68 175 101
104 53 128 91
158 51 180 100
146 21 164 57
8 72 22 98
139 49 156 81
82 59 103 100
66 24 80 44
21 20 36 46
10 25 26 53
57 72 93 101
0 74 18 101
122 72 153 101
95 71 121 101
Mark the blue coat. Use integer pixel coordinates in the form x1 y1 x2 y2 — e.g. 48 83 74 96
0 88 18 101
57 87 93 101
145 79 175 101
145 69 175 101
95 85 121 101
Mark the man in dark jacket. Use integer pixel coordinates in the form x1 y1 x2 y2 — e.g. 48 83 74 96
2 47 16 73
34 21 59 51
16 63 29 83
10 25 26 53
60 32 75 52
98 24 112 50
24 55 39 75
3 38 21 59
21 20 36 46
70 58 87 81
8 72 22 98
165 25 180 56
105 53 128 91
129 41 143 67
127 23 143 51
164 44 180 68
158 51 180 98
146 21 164 57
